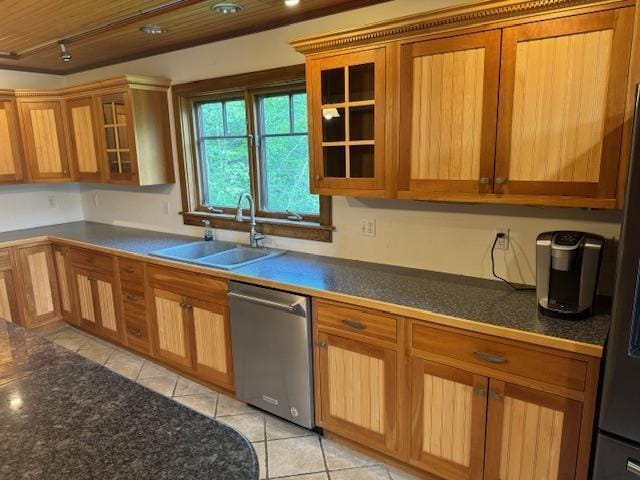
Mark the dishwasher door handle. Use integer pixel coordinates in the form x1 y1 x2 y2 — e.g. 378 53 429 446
228 290 305 315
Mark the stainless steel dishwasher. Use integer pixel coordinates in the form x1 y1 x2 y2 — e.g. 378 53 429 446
228 282 314 429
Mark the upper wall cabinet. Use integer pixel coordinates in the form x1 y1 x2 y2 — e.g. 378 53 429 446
17 98 71 182
308 48 388 197
10 75 175 186
292 1 639 209
0 94 24 184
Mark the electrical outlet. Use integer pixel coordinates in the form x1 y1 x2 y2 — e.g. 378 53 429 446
48 195 56 208
495 227 510 251
360 219 376 237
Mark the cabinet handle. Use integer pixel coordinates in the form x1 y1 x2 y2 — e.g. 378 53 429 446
473 351 506 364
86 257 95 263
495 177 508 185
628 459 640 477
479 177 491 185
128 328 142 338
318 340 327 348
123 266 135 274
88 277 97 282
126 293 138 301
342 319 366 330
315 175 321 181
180 302 192 310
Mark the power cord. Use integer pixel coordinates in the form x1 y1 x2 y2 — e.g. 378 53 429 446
491 233 536 292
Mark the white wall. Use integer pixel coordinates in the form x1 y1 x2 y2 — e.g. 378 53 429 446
0 70 84 231
1 0 624 288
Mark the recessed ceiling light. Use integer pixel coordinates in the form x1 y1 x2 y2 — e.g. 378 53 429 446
284 0 300 6
140 24 169 35
211 2 244 14
58 41 72 62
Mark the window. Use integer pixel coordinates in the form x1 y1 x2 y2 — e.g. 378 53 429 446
173 65 332 242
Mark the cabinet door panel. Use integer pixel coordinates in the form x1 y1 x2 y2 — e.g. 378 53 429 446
399 30 501 197
75 270 96 329
484 380 582 480
151 288 192 369
98 91 138 184
53 245 76 325
18 244 61 328
19 101 70 181
495 8 634 199
96 277 119 338
410 358 487 480
0 100 24 183
0 269 20 323
317 332 398 453
191 298 233 386
66 97 102 182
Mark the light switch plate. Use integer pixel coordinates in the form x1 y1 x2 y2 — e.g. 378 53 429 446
360 219 376 237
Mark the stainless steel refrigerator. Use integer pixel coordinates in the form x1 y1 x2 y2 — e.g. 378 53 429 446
593 85 640 478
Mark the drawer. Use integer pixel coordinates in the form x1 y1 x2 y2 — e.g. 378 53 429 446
316 300 398 343
0 249 11 270
124 318 151 353
123 299 147 323
70 248 113 272
122 288 145 308
147 265 228 304
411 322 588 391
118 258 145 282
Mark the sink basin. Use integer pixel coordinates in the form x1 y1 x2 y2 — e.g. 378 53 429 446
149 241 236 261
199 246 284 270
149 241 284 270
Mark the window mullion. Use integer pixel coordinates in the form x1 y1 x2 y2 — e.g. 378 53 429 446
245 90 261 214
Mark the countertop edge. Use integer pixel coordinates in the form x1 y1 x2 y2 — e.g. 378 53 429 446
5 234 604 358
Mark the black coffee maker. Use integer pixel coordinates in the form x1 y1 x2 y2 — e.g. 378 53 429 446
536 231 604 319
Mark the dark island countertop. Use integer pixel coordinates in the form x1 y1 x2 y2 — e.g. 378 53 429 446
0 221 610 356
0 318 259 480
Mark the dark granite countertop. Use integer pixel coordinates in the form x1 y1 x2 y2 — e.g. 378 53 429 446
0 318 259 480
0 221 610 352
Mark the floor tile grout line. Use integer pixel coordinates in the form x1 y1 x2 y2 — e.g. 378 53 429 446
319 436 331 478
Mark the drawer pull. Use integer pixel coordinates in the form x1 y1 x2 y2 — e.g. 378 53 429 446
342 319 366 330
180 302 192 310
128 328 142 338
628 459 640 477
126 293 138 301
474 351 506 364
86 257 95 263
123 266 135 274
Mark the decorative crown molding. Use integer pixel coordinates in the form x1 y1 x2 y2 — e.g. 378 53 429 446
290 0 625 53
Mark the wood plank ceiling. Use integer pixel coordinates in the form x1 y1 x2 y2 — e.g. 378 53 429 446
0 0 389 74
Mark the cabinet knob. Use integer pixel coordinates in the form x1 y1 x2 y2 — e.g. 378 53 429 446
495 177 508 185
479 177 491 185
86 257 95 263
126 293 138 301
315 175 321 181
180 302 192 310
123 266 135 274
129 328 142 337
317 340 327 348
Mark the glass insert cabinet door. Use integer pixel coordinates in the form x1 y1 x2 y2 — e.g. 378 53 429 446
99 92 136 182
309 48 386 193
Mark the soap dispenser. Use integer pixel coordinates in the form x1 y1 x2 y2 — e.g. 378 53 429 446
203 220 214 241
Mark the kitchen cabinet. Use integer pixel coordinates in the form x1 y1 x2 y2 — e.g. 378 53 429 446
0 249 20 323
0 95 24 184
308 48 388 197
495 9 634 202
65 97 103 183
484 381 582 480
398 31 501 197
15 243 61 328
147 266 233 389
17 99 71 182
52 244 76 325
410 358 487 480
313 300 400 455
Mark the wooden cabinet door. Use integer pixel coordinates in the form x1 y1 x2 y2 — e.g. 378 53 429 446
317 332 398 453
309 48 387 196
190 296 233 387
495 8 634 201
149 288 192 369
0 249 20 324
410 358 488 480
74 268 97 331
66 97 103 182
484 380 582 480
97 91 138 184
17 244 61 328
0 99 24 183
398 31 501 198
18 100 70 182
92 270 122 342
52 244 77 325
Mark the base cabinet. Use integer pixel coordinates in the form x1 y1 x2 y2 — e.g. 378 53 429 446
0 249 20 323
52 244 76 325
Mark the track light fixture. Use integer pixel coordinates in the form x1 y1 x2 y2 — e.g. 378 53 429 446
58 41 72 62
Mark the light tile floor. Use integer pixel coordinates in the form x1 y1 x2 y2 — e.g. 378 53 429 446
43 324 421 480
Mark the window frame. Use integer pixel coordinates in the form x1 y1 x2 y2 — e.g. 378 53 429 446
173 65 333 242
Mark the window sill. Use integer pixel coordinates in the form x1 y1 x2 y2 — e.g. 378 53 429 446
181 211 334 243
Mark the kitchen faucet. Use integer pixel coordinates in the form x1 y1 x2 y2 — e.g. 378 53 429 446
235 193 264 248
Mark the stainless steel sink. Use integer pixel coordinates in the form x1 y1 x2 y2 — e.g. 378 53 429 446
199 246 284 270
149 241 284 270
